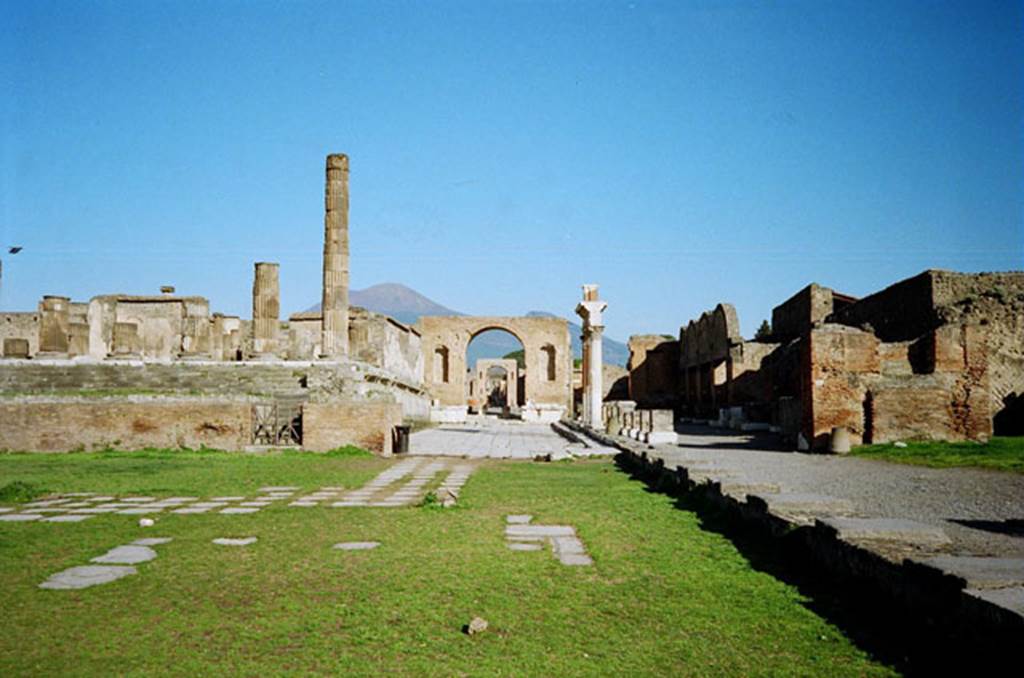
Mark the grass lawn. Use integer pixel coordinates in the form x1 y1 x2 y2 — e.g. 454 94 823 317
853 436 1024 473
0 450 894 676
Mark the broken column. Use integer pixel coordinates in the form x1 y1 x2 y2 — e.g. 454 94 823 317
252 262 280 357
575 284 608 428
321 153 349 358
38 295 70 356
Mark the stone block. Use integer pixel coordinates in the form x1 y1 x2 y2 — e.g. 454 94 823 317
816 517 951 548
2 338 29 358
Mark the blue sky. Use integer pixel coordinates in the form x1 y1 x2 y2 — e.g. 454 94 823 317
2 0 1021 341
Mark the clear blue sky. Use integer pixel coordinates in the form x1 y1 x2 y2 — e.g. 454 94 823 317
2 0 1021 341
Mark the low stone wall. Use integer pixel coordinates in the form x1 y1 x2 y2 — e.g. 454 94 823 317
302 401 402 455
0 399 250 452
0 397 404 455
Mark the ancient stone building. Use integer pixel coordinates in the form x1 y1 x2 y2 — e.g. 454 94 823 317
0 153 428 455
627 334 679 409
633 269 1023 450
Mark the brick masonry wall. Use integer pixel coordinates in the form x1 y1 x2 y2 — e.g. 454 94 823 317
302 401 402 454
0 400 250 452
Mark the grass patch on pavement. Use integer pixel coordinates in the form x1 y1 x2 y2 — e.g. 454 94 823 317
0 451 894 676
853 436 1024 473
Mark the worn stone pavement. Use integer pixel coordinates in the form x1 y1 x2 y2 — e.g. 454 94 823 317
646 425 1024 558
409 416 614 458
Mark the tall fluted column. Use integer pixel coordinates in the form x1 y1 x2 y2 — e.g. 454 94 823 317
321 153 349 358
252 262 280 356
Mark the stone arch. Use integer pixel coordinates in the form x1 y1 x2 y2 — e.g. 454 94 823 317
418 315 571 422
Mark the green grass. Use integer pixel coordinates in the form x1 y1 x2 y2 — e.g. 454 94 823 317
0 451 894 676
853 436 1024 473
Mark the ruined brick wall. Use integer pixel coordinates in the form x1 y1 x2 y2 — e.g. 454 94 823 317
771 284 837 342
827 271 938 341
805 325 880 448
1 313 40 357
627 335 679 408
0 400 250 452
805 322 992 449
301 401 402 454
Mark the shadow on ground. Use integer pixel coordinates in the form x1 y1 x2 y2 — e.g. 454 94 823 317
614 452 1006 677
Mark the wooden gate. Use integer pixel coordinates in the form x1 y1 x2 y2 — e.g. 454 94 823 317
251 398 303 446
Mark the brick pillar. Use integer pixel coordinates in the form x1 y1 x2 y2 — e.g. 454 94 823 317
252 262 280 356
321 153 349 358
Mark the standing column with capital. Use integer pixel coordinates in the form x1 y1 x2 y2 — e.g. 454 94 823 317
575 284 608 428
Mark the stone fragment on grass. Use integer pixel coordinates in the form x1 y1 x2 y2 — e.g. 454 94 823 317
506 514 533 525
220 507 260 514
42 514 94 523
507 542 542 551
333 541 380 551
132 537 173 546
39 565 137 590
91 545 157 565
213 537 258 546
464 617 488 635
0 513 43 522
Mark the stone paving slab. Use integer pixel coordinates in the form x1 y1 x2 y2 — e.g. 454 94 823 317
333 541 380 550
220 507 260 514
0 507 13 514
172 507 210 514
506 515 533 524
213 537 258 546
965 586 1024 616
42 514 94 523
817 517 952 548
0 513 42 522
118 508 163 515
508 542 543 551
39 565 137 590
506 524 577 539
91 545 158 565
750 493 856 516
911 556 1024 589
132 538 173 546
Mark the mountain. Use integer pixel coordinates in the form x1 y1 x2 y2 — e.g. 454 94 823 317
304 283 629 366
306 283 458 326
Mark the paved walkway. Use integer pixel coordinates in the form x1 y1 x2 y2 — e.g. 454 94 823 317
409 417 577 458
645 425 1024 558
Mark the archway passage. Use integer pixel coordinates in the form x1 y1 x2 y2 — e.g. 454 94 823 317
419 315 571 423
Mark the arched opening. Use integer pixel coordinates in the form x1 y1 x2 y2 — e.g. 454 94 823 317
434 345 449 384
994 392 1024 436
466 327 525 418
542 343 557 381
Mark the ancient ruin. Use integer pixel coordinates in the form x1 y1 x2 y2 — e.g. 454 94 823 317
623 270 1024 450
